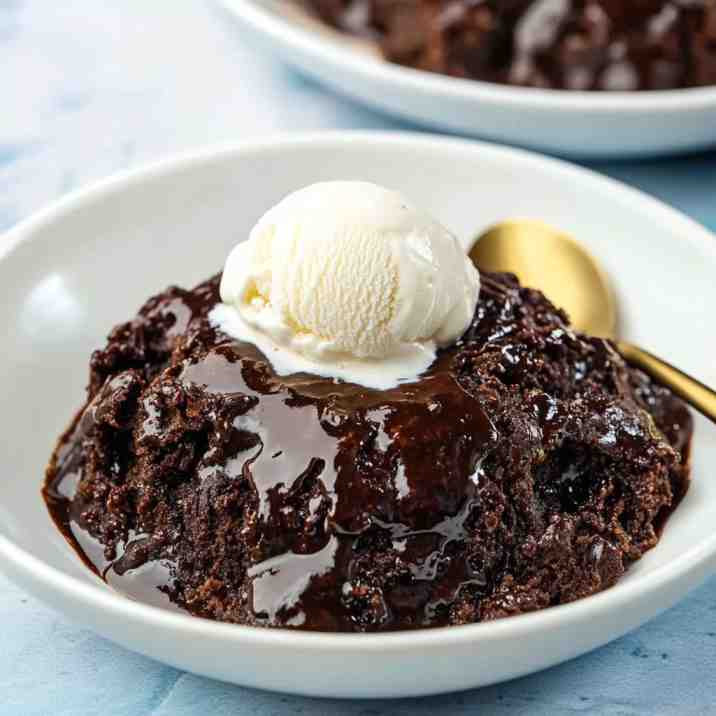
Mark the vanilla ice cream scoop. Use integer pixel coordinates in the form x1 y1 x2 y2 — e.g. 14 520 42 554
211 181 480 389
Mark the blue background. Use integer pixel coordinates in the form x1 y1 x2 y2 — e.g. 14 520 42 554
1 2 715 714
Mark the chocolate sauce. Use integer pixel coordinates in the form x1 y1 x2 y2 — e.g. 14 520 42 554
44 272 692 631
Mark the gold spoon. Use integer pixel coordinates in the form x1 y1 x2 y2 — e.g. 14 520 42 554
470 219 716 423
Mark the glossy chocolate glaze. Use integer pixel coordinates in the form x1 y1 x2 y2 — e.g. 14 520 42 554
308 0 716 90
44 272 692 631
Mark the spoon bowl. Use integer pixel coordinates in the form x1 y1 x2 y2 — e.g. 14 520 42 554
470 219 617 338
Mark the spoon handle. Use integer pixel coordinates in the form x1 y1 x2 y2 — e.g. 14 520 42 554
617 341 716 424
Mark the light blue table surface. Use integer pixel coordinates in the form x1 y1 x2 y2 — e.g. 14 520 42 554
2 2 715 714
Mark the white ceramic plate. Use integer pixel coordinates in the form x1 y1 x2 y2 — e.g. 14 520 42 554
1 132 715 699
220 0 716 158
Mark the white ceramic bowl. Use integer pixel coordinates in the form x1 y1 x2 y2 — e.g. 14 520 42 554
1 132 715 699
220 0 716 159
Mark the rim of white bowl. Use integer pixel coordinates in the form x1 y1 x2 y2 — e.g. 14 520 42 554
222 0 716 114
1 131 715 651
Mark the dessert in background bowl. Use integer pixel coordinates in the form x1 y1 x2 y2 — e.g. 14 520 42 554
307 0 716 90
220 0 716 156
44 181 692 632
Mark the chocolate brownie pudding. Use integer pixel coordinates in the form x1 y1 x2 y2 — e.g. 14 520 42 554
44 271 692 632
307 0 716 90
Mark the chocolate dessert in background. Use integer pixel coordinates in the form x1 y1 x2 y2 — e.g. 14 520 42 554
306 0 716 90
44 271 692 632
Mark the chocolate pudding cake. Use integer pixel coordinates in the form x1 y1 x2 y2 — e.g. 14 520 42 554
307 0 716 90
44 271 692 632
